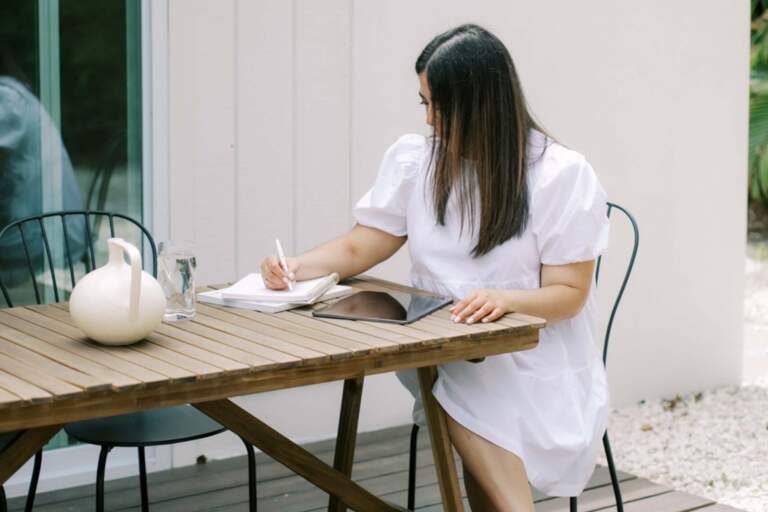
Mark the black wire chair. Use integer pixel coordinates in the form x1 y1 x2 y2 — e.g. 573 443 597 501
404 202 639 511
0 432 41 512
0 210 257 512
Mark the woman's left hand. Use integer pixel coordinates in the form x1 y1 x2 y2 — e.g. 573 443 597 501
450 288 512 324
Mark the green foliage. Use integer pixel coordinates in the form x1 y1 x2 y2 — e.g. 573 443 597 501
750 0 768 205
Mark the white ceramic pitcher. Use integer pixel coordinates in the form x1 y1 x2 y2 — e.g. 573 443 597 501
70 238 166 345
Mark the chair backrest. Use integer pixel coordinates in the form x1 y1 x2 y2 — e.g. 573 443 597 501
594 202 639 366
0 210 156 308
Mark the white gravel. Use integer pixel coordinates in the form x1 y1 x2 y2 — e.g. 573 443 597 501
597 250 768 512
598 385 768 511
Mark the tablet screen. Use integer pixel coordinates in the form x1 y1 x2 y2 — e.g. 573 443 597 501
312 290 452 324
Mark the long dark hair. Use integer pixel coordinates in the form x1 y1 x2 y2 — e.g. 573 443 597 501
416 24 544 257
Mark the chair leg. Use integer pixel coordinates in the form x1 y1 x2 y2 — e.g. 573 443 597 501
96 445 112 512
603 432 624 512
138 447 149 512
569 496 577 511
1 485 7 512
241 437 257 512
407 424 419 511
24 450 43 512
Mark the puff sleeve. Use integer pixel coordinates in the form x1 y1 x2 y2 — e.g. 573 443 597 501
531 153 610 265
352 134 426 236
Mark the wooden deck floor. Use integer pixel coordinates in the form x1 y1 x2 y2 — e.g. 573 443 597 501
7 425 744 512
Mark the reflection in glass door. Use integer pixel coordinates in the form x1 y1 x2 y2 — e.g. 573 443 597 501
0 0 144 450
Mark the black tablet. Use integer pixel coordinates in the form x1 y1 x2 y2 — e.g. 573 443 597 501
312 290 452 324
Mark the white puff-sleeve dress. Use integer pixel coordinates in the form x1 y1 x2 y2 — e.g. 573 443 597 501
353 131 610 497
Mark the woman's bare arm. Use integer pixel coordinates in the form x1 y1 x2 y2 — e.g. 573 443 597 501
260 224 406 289
450 260 595 324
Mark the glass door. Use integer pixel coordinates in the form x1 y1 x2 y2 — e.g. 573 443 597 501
0 0 144 449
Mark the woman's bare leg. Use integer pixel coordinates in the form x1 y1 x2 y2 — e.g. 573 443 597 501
447 415 534 512
464 462 500 511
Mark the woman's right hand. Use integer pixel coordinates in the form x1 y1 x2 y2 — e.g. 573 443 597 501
260 255 300 290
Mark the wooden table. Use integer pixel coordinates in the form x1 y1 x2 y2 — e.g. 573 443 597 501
0 276 544 512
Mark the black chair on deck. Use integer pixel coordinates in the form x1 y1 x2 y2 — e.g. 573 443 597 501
0 210 257 512
404 202 639 512
0 432 41 512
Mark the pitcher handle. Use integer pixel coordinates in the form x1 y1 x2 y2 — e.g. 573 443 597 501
108 238 142 321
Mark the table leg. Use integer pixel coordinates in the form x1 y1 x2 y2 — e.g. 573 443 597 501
0 425 62 485
418 366 464 512
328 376 364 512
194 399 405 512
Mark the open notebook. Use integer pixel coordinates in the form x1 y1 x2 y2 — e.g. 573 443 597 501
220 273 340 303
197 273 353 313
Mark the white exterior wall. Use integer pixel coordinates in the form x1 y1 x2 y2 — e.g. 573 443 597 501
161 0 749 461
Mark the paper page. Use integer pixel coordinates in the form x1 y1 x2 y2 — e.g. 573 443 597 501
220 273 338 303
199 284 353 313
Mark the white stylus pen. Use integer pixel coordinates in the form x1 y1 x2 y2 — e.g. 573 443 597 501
275 238 294 291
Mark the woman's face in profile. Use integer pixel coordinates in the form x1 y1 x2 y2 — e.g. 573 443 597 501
418 72 434 127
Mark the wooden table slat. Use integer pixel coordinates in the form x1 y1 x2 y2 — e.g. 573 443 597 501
276 308 400 349
0 367 53 403
505 312 547 328
0 329 109 391
121 344 203 380
0 352 82 398
358 320 440 342
144 333 250 374
493 316 533 328
192 312 342 357
30 304 206 381
157 319 316 361
290 309 417 345
2 309 171 385
0 386 19 406
197 303 375 354
39 304 255 378
434 309 544 330
414 313 475 334
429 309 510 333
154 322 290 366
0 317 141 389
207 306 395 350
407 317 482 339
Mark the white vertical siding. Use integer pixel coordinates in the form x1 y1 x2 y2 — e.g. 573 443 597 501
235 0 295 275
166 0 748 449
293 0 352 253
168 0 237 282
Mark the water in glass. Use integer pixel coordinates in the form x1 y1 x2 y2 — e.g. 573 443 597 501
158 242 196 321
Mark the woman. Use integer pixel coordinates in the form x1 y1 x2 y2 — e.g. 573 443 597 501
261 24 609 511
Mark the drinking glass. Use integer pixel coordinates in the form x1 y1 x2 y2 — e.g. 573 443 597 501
158 241 197 321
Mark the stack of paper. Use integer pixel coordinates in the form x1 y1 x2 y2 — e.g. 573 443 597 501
198 273 352 313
